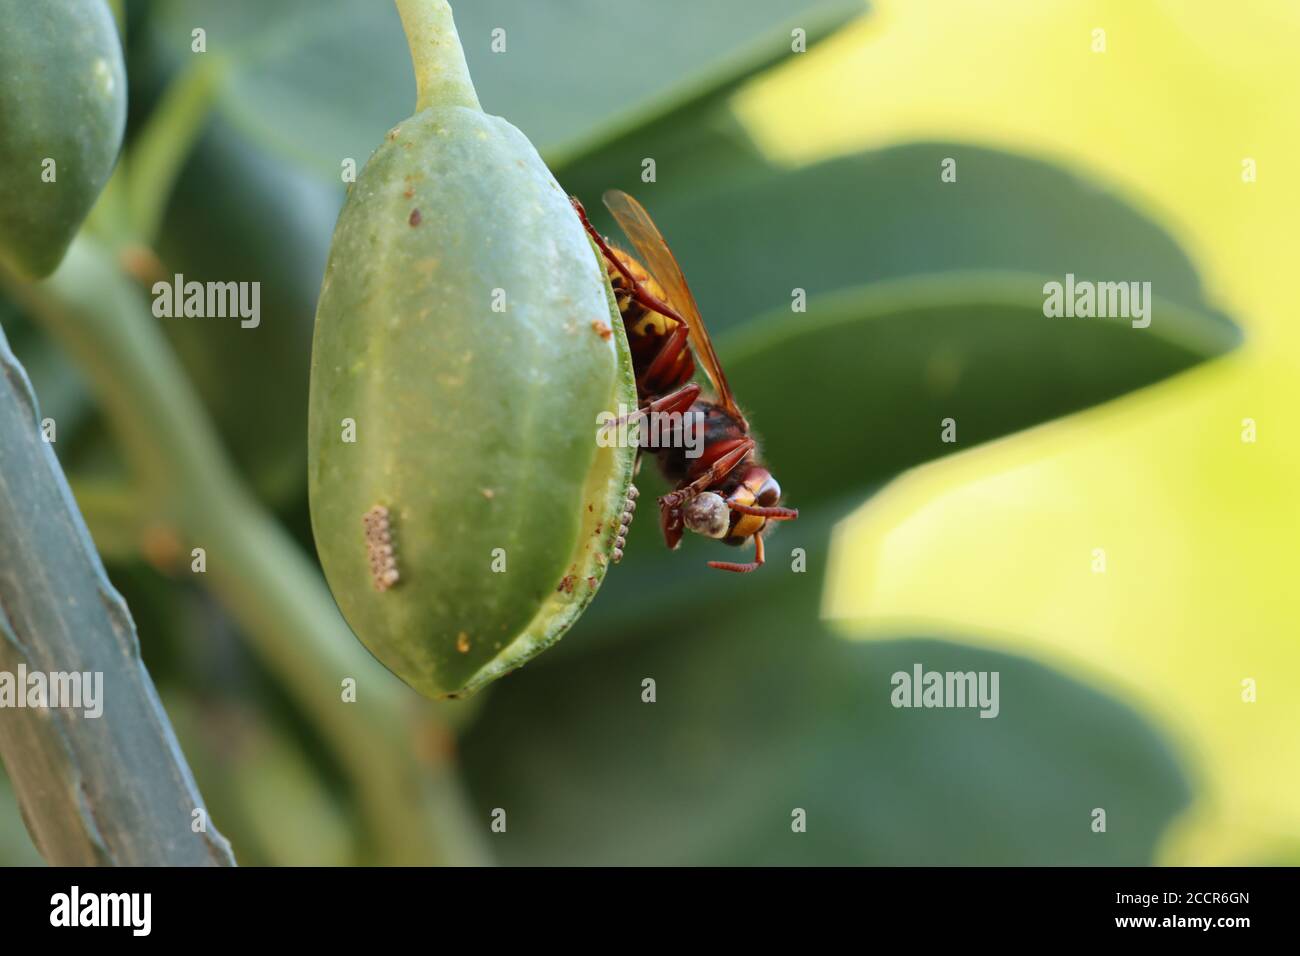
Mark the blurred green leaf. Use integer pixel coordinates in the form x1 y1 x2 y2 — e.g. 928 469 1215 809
550 3 863 198
727 274 1239 504
558 107 773 216
461 0 867 158
150 0 865 180
581 143 1231 337
461 516 1191 864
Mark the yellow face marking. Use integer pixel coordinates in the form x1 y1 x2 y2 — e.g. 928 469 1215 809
632 311 673 337
726 484 764 540
610 249 678 335
729 485 757 508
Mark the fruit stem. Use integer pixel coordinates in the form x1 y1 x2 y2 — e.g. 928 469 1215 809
394 0 481 113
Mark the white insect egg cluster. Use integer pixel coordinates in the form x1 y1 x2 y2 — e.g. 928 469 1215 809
612 484 639 563
363 504 400 591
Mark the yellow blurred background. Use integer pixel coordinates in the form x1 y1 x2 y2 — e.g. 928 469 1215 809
735 0 1300 864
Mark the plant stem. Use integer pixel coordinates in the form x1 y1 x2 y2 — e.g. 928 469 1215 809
126 56 226 245
394 0 481 113
3 241 489 865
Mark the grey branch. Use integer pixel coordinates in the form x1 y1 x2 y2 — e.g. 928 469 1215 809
0 323 234 866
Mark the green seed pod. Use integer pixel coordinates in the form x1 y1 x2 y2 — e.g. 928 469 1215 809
308 0 636 699
0 0 126 278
